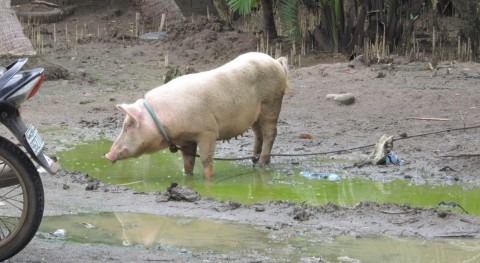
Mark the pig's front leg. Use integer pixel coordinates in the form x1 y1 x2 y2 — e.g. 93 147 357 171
181 143 197 175
197 135 217 177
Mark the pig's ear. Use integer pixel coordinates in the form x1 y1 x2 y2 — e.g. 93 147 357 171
117 104 142 126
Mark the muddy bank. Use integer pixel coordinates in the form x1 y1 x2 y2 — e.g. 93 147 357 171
5 4 480 262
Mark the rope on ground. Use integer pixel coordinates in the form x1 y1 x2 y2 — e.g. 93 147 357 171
211 124 480 161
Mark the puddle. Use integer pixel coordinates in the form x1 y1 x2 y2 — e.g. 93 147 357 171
38 212 480 262
39 212 272 251
57 139 480 215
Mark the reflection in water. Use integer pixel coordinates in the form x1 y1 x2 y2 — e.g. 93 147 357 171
39 212 480 263
57 139 480 215
39 212 272 251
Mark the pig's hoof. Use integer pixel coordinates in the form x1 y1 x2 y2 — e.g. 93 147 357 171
252 154 260 164
254 158 271 167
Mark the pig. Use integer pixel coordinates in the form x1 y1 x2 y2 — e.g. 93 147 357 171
105 52 290 177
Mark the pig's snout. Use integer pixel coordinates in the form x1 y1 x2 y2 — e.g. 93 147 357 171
104 151 118 163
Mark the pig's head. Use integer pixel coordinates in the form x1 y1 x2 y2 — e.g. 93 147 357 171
105 99 165 163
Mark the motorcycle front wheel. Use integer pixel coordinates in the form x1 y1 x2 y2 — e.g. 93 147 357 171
0 136 44 261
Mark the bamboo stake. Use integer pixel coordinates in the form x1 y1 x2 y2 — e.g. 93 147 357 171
266 33 269 54
65 23 69 49
75 24 78 55
457 35 460 60
382 23 386 59
53 23 56 48
159 14 166 31
135 12 140 37
432 27 436 62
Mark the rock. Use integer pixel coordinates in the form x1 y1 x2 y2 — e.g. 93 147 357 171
213 201 242 212
292 204 313 221
348 54 365 68
85 181 99 191
52 229 66 238
161 182 201 202
155 192 170 202
376 71 386 78
326 93 355 105
325 94 337 99
254 205 266 212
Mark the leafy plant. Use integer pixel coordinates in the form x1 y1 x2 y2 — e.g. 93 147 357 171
322 0 344 51
227 0 277 39
279 0 300 44
227 0 257 15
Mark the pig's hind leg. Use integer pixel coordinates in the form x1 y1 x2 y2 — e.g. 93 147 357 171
257 120 277 165
253 100 282 165
181 143 197 175
251 118 277 165
251 122 263 163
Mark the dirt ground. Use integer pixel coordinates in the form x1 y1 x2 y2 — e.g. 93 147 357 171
4 3 480 262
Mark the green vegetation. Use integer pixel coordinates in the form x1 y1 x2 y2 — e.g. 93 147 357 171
220 0 479 61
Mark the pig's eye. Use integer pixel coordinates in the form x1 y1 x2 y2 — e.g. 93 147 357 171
124 120 134 130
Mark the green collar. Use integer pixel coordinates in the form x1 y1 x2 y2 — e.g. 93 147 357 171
143 99 178 153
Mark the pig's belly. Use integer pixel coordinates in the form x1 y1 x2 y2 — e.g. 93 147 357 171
215 104 260 140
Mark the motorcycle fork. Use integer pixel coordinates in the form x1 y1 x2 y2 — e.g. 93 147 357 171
0 107 55 173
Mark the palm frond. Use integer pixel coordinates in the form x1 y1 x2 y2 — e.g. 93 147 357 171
279 0 300 43
227 0 257 15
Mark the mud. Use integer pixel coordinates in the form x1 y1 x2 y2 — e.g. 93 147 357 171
5 3 480 263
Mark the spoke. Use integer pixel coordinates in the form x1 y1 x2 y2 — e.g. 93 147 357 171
0 217 16 230
2 199 24 211
0 184 25 212
0 163 6 175
1 193 24 212
0 224 8 239
0 218 18 240
0 217 18 240
1 184 22 198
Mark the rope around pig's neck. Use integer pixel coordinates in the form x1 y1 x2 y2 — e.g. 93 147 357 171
143 99 179 153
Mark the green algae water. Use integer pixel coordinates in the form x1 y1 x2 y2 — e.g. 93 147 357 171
38 212 480 263
57 139 480 215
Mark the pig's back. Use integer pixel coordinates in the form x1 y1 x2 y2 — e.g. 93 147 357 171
153 52 287 100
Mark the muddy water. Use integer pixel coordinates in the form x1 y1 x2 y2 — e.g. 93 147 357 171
52 139 480 261
38 212 480 262
57 139 480 215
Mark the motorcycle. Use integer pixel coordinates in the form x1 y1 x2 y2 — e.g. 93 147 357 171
0 58 57 261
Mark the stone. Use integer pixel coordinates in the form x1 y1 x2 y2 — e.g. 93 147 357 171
326 93 356 105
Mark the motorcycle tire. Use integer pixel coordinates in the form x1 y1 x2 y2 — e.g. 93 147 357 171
0 136 44 261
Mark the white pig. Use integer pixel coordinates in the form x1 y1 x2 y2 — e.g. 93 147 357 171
105 52 289 177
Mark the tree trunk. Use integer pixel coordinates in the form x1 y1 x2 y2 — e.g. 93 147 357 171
213 0 233 28
261 0 277 39
0 0 36 56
